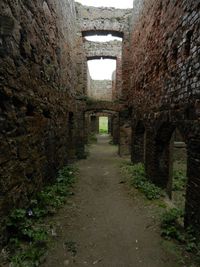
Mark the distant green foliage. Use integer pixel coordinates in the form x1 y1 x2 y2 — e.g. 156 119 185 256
121 163 163 200
99 117 108 134
6 165 77 267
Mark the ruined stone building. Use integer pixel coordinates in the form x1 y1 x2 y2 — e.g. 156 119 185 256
0 0 200 244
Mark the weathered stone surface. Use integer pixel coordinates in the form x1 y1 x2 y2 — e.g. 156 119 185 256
84 40 122 59
126 0 200 230
0 0 86 243
75 3 131 36
87 78 112 101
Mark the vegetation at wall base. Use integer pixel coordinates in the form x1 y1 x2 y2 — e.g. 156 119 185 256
172 170 187 191
160 208 200 264
3 165 77 267
121 162 163 200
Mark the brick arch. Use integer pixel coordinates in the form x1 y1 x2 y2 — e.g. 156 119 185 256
85 109 119 144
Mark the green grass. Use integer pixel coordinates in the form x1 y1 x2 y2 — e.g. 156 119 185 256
99 117 108 134
4 165 77 267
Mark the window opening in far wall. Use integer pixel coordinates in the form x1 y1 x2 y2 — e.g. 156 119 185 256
99 116 108 134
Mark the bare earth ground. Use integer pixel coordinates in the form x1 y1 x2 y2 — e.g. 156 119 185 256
42 135 181 267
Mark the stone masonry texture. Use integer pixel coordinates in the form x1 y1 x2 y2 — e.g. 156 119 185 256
0 0 200 244
127 0 200 229
0 0 85 242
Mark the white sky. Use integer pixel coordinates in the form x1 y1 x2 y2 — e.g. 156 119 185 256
75 0 133 9
78 0 130 79
88 59 116 80
85 35 122 42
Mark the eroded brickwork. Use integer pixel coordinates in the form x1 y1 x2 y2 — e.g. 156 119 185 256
1 0 200 245
0 0 85 242
75 3 131 36
84 40 122 59
127 0 200 230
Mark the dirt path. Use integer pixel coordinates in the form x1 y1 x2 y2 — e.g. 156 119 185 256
42 135 180 267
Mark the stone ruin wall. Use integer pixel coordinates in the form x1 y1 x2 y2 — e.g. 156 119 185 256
75 3 132 35
76 3 132 104
88 78 113 101
127 0 200 228
0 0 85 241
85 40 122 101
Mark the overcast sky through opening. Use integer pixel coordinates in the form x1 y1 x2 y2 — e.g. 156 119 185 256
85 35 122 42
78 0 131 80
75 0 133 9
88 59 116 80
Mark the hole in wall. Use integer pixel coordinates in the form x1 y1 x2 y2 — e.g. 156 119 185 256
184 30 193 57
172 45 178 61
99 116 108 134
26 103 35 116
43 108 51 119
85 34 122 42
87 58 116 80
75 0 133 9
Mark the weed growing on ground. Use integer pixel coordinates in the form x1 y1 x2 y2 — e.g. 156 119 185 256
121 163 163 200
5 165 77 267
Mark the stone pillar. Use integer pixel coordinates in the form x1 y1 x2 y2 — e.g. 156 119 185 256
185 137 200 230
118 110 131 156
112 115 119 145
108 116 112 134
90 115 99 134
131 122 145 164
67 112 76 162
75 106 86 159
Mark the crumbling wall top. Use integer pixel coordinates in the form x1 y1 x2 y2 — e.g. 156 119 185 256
75 3 132 37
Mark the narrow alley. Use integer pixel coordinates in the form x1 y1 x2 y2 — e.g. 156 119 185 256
42 135 179 267
0 0 200 266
